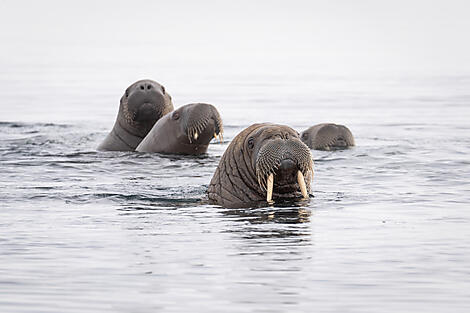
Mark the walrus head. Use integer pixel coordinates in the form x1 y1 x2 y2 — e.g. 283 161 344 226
120 79 173 137
301 123 354 150
208 123 314 207
136 102 223 155
173 102 223 145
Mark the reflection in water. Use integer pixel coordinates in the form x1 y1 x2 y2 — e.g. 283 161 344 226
222 206 312 225
220 207 313 263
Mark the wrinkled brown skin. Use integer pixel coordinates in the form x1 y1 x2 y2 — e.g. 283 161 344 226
136 103 223 155
98 79 174 151
301 123 355 150
208 123 314 208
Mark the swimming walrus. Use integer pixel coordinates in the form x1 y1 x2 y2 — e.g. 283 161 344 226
136 103 223 155
208 123 314 208
98 79 173 151
300 123 355 150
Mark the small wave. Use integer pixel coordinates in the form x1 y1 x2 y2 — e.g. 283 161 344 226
0 121 71 128
64 184 208 207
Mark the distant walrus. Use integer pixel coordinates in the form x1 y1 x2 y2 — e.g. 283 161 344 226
136 103 223 155
300 123 354 150
208 123 314 207
98 79 173 151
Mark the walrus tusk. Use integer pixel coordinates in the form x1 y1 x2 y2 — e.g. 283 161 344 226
297 171 309 199
214 133 218 141
266 173 274 203
194 132 199 140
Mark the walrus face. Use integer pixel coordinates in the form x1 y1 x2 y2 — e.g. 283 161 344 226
301 123 355 150
171 103 223 145
120 79 172 134
208 124 314 207
174 103 223 144
247 125 313 202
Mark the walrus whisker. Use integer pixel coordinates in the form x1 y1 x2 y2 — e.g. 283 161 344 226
186 117 211 143
188 131 193 143
185 110 225 144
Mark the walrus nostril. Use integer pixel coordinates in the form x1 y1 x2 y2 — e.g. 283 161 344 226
147 84 152 90
279 159 296 171
140 85 145 90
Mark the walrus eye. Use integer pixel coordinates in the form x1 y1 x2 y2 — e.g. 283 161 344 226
302 133 308 139
161 86 166 94
248 137 254 149
172 111 180 120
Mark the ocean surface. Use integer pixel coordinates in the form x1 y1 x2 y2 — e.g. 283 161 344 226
1 64 470 312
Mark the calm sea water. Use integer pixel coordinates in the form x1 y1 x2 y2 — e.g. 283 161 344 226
1 63 470 312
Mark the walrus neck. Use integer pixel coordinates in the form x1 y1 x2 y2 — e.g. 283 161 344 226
210 148 262 206
113 119 146 150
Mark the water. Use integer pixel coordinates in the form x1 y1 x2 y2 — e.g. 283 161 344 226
1 61 470 312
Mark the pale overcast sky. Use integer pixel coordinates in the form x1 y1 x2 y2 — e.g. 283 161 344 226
1 0 469 75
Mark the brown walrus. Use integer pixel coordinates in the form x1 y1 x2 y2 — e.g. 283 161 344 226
208 123 314 208
300 123 355 150
136 103 223 155
98 79 173 151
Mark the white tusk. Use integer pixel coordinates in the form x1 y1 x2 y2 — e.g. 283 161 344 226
194 132 199 140
297 171 309 199
214 133 218 141
266 173 274 203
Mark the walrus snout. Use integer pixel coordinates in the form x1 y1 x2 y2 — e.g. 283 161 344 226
126 80 167 123
256 138 313 202
136 81 155 91
279 158 296 171
183 103 223 144
274 158 302 193
134 102 159 122
128 87 164 106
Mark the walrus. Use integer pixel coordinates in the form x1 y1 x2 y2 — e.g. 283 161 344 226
208 123 314 208
97 79 173 151
300 123 355 150
136 103 223 155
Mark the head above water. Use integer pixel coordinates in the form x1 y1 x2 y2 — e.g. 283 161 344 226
208 123 314 208
97 79 174 151
301 123 355 150
120 79 174 137
136 102 223 155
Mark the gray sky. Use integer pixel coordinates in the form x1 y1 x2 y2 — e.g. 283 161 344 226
1 0 470 75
